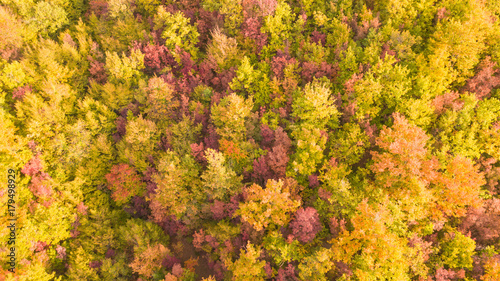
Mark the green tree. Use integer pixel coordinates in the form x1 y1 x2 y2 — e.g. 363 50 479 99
288 80 339 178
154 7 199 60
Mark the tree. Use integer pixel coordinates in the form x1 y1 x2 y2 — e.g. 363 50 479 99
330 200 417 280
226 242 266 281
370 113 438 223
291 80 338 129
460 198 500 246
262 230 303 266
235 179 301 231
427 0 491 86
105 163 146 206
154 7 200 60
144 77 178 129
481 256 500 281
435 155 485 218
439 231 476 269
105 48 144 85
116 115 159 172
435 94 500 160
288 80 339 178
298 248 334 281
211 92 253 142
207 27 240 71
129 243 171 278
229 57 271 107
150 151 201 222
261 1 294 53
201 148 242 201
0 6 23 61
353 55 413 124
289 207 322 243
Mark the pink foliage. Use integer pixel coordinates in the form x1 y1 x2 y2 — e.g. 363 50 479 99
479 157 500 195
28 140 37 152
88 0 108 17
360 118 377 145
89 260 103 269
267 145 289 179
213 260 226 280
32 241 48 252
76 202 88 215
318 187 332 201
301 61 335 84
70 214 81 238
380 43 398 61
105 164 144 204
162 255 180 269
308 174 319 188
432 91 463 115
254 0 278 17
260 124 274 149
177 46 196 76
264 262 273 278
56 245 66 260
115 116 127 137
459 198 500 246
191 142 206 163
329 217 346 237
88 56 107 84
334 261 353 278
28 171 53 198
436 7 449 21
193 229 219 251
210 200 228 220
124 196 150 219
22 156 43 177
252 155 273 184
257 126 292 179
12 85 32 100
193 229 206 251
141 43 177 75
271 50 297 78
344 73 363 98
408 234 433 262
198 60 217 88
172 263 184 277
341 101 357 123
274 127 292 151
463 56 500 100
434 267 465 281
105 249 116 259
242 17 268 53
276 263 298 281
347 15 380 41
197 9 224 46
290 207 322 243
310 31 326 46
204 125 220 150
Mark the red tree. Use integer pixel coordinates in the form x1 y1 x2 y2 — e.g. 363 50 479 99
105 164 146 205
290 207 322 243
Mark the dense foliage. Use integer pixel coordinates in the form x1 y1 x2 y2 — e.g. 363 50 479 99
1 0 500 280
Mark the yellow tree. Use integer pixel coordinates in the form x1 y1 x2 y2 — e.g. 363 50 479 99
235 179 301 231
331 200 420 280
226 242 266 281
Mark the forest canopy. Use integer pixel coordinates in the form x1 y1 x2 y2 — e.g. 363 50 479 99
1 0 500 280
